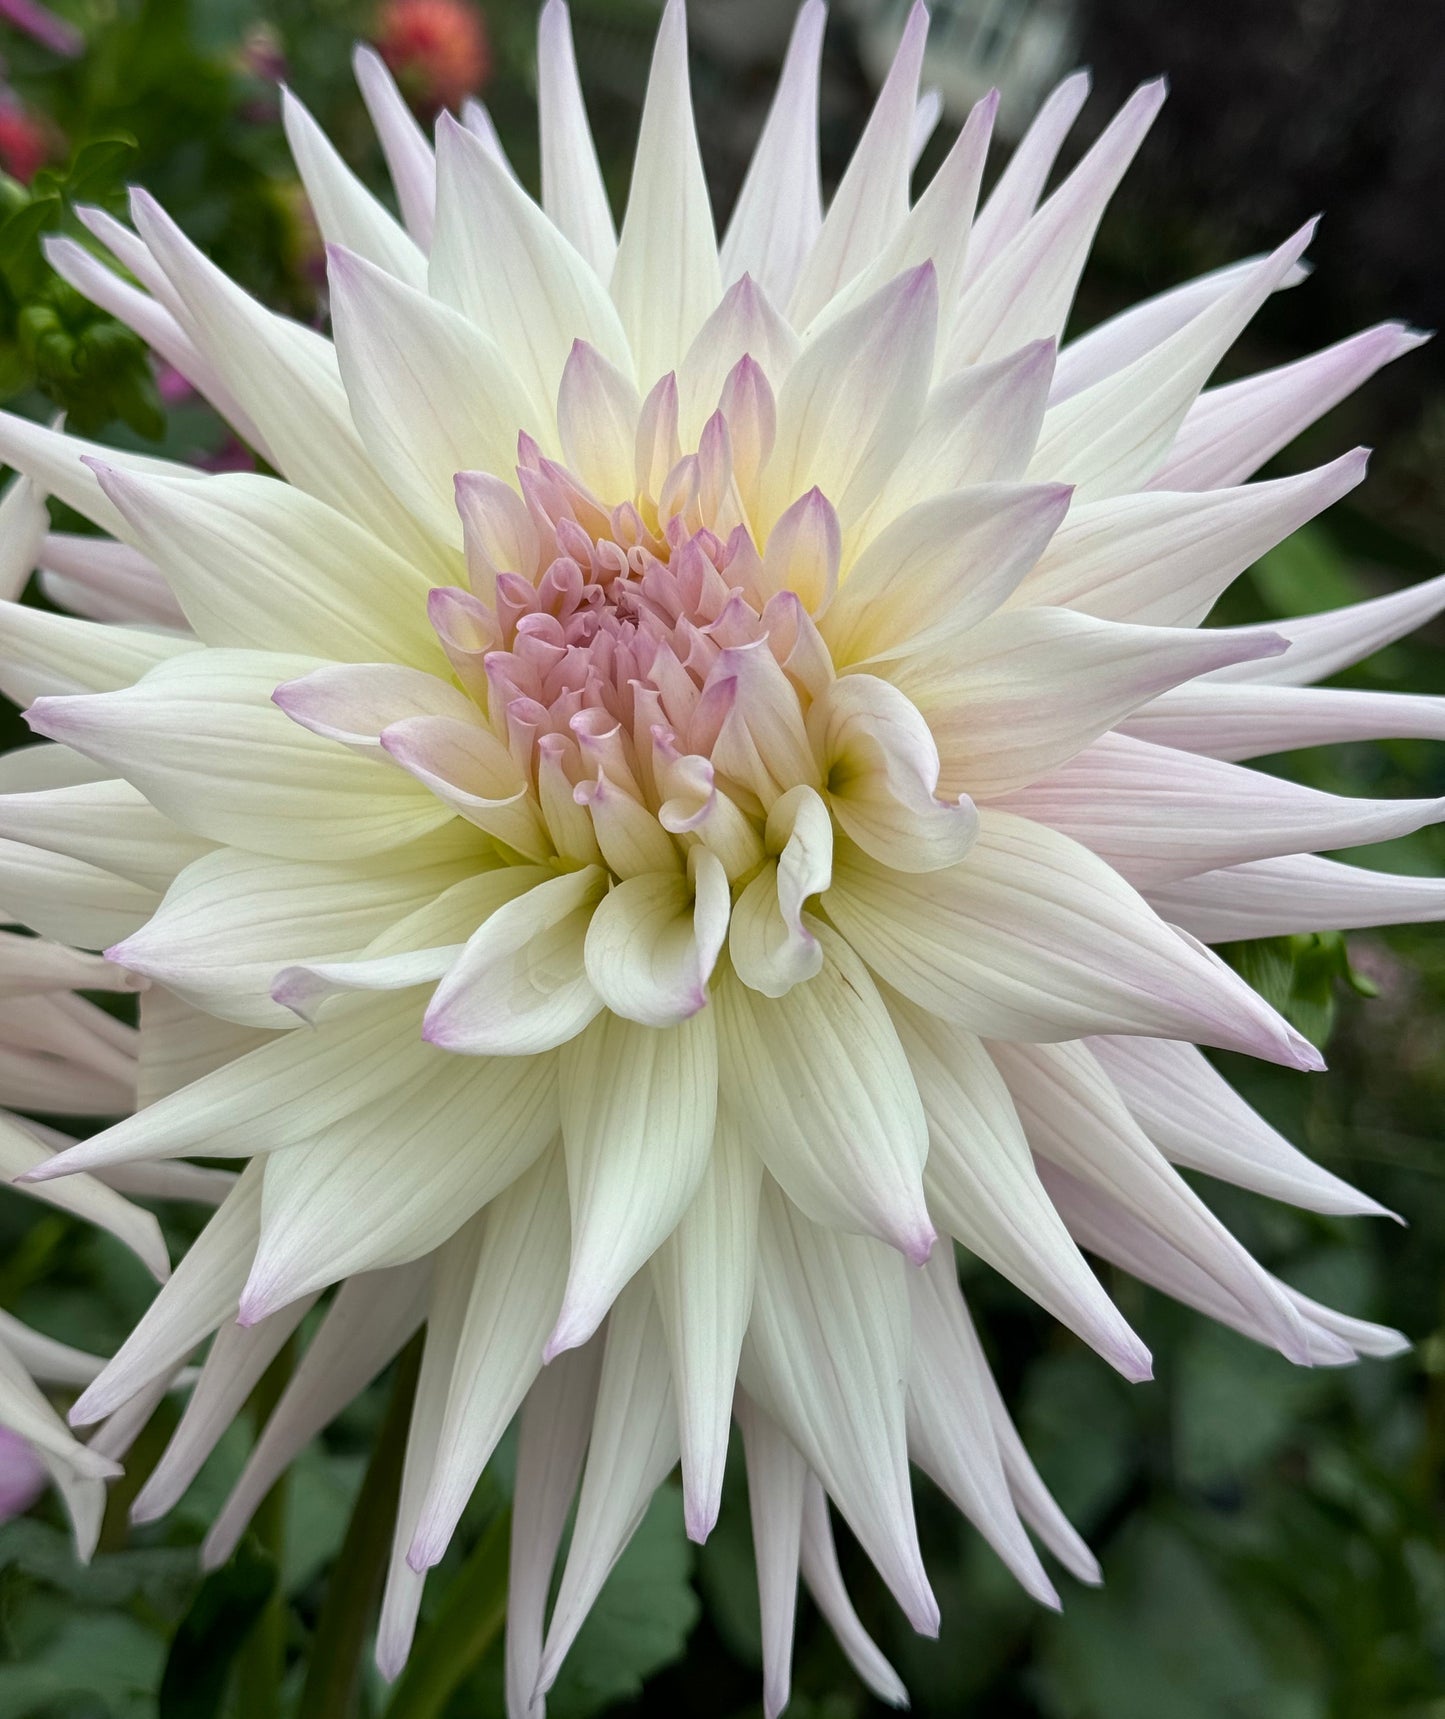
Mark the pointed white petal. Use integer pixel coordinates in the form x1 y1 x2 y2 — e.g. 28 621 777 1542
92 464 444 670
536 1275 680 1695
1147 852 1445 944
908 1247 1060 1605
1 1119 167 1282
827 482 1072 666
69 1164 264 1425
888 992 1151 1379
998 733 1445 888
1092 1035 1388 1218
583 854 729 1026
788 2 928 325
992 1040 1312 1361
1011 452 1367 625
503 1341 604 1719
353 45 437 248
650 1111 762 1541
282 86 427 285
28 650 455 861
735 1390 806 1719
537 0 617 278
720 0 825 304
824 811 1323 1066
799 1476 910 1708
964 71 1091 281
238 1045 557 1318
329 245 537 546
407 1148 571 1570
610 0 721 384
740 1182 939 1636
204 1261 431 1567
549 1005 718 1357
715 920 934 1262
432 112 632 422
1154 321 1428 490
888 605 1285 799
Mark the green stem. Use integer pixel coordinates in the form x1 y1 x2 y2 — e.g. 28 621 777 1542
299 1335 423 1719
227 1335 296 1719
381 1506 512 1719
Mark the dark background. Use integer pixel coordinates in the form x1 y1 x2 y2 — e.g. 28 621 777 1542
0 2 1441 1715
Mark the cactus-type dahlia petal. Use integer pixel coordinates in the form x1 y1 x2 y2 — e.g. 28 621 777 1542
2 2 1437 1708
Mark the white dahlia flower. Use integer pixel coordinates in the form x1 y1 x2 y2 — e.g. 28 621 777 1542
3 0 1439 1707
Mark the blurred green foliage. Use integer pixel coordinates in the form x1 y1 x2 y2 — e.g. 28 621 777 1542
0 1 1441 1716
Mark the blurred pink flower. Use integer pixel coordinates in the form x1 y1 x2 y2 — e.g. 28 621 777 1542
0 92 49 182
374 0 489 114
0 1425 47 1521
0 0 82 59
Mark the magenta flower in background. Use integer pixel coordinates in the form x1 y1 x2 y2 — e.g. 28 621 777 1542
0 0 82 59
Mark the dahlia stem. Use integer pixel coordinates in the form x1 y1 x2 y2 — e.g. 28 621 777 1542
301 1334 423 1719
230 1335 297 1718
381 1504 512 1719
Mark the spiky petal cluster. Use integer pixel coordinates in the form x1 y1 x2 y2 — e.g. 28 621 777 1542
1 2 1439 1711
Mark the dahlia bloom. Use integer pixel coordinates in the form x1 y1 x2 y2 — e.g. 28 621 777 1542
0 474 236 1554
4 0 1441 1708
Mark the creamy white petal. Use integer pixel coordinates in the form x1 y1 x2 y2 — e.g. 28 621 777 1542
1011 452 1368 625
1124 682 1445 759
536 1275 680 1696
998 733 1445 887
408 1148 571 1570
826 482 1072 665
610 0 721 385
650 1110 762 1541
69 1163 264 1426
237 1044 557 1318
328 246 537 547
907 1246 1060 1605
1029 222 1316 499
537 0 617 278
735 1390 806 1719
825 812 1322 1065
112 827 483 1027
0 599 197 707
203 1261 431 1567
0 778 211 892
788 1 928 326
503 1340 604 1719
964 71 1091 281
740 1183 938 1636
889 992 1151 1379
799 1476 910 1709
549 1004 718 1357
353 45 437 249
949 82 1166 368
28 650 455 861
283 86 427 286
1154 321 1428 490
93 464 444 670
1148 853 1445 944
888 605 1286 799
716 921 934 1261
719 0 825 304
423 866 607 1055
1091 1035 1388 1217
0 1118 166 1280
992 1040 1311 1361
431 113 632 419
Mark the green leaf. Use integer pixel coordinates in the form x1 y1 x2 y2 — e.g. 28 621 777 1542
63 134 139 204
547 1485 701 1719
156 1533 278 1719
0 1610 165 1719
